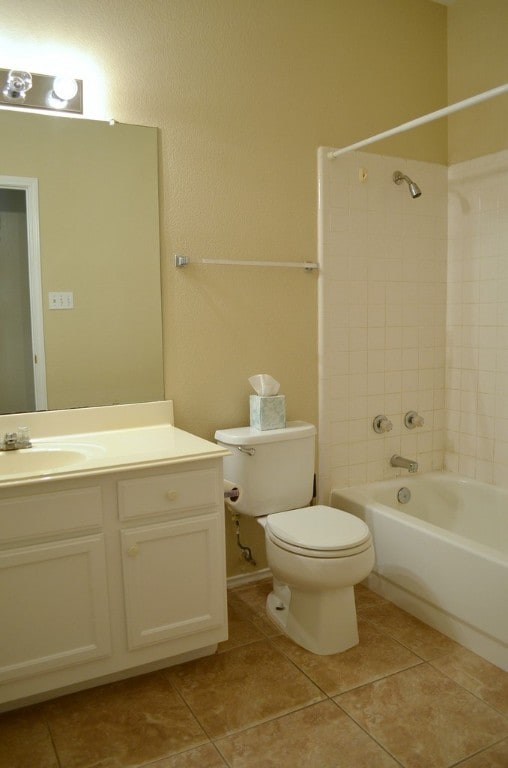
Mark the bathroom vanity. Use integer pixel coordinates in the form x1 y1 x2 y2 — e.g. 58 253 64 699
0 401 229 711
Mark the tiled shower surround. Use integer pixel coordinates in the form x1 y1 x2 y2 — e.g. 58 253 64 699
446 149 508 485
318 148 448 500
318 146 508 499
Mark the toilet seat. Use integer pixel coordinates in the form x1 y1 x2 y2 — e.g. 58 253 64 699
265 504 372 559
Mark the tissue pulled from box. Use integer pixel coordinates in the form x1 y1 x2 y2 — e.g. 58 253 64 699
248 374 280 396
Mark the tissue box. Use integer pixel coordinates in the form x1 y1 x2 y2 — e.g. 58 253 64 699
250 395 286 430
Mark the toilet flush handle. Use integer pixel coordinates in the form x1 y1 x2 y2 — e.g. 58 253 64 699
237 445 256 456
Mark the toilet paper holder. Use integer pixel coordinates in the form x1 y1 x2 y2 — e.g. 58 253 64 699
224 479 240 502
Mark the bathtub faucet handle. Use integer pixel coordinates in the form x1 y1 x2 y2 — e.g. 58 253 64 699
405 411 424 429
373 415 393 434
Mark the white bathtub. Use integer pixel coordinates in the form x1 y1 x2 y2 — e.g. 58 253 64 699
330 472 508 671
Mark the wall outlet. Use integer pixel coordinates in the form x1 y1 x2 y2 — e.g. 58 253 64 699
49 291 74 310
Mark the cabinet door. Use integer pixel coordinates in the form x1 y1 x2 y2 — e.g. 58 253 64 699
0 535 111 682
121 513 224 650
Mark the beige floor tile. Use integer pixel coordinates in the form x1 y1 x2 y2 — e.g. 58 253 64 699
215 699 400 767
218 602 265 653
167 639 324 738
430 646 508 717
0 705 58 768
228 581 284 637
229 579 272 618
250 608 284 637
454 737 508 767
355 583 389 611
144 742 228 767
337 663 508 768
227 590 257 621
43 670 207 768
271 617 422 695
4 586 506 768
360 600 460 660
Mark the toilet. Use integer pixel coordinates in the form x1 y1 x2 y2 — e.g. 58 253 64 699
215 421 375 655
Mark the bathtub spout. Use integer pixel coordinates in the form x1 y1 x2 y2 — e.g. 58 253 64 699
390 454 418 473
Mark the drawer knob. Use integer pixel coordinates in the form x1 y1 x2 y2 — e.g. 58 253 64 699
127 544 139 558
166 490 178 501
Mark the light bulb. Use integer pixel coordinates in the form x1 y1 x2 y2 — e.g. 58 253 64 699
2 70 32 102
52 76 78 102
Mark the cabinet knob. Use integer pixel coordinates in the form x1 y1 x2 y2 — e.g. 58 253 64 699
127 544 139 558
166 490 178 501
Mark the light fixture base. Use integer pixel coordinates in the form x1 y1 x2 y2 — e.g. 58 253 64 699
0 68 82 114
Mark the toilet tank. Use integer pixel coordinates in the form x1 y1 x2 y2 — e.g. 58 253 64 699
214 421 316 517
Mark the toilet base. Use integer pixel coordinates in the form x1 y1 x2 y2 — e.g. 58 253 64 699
266 583 359 655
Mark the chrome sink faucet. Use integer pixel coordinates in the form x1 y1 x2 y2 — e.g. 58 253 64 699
1 428 32 451
390 454 418 473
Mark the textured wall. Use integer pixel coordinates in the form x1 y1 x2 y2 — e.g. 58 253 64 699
0 0 447 576
447 0 508 162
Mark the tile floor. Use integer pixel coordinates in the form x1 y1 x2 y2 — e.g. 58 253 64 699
1 580 507 768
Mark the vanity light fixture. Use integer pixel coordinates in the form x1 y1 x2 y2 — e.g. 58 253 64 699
0 68 83 114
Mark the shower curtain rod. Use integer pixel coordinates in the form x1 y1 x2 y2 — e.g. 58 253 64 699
327 83 508 159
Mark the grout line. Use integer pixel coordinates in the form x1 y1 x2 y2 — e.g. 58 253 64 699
46 721 63 768
330 695 406 767
448 736 508 767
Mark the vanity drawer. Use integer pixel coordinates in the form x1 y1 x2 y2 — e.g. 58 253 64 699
118 468 219 521
0 487 103 546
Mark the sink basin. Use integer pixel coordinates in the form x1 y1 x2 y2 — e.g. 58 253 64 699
0 402 224 487
0 444 103 477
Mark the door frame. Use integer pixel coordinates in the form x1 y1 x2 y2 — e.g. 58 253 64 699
0 175 47 410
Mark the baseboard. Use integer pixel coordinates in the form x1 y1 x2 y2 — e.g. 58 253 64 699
227 568 271 590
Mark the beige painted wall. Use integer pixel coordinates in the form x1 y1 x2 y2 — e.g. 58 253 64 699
0 0 447 576
447 0 508 162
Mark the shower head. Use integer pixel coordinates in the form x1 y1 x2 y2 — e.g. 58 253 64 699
393 170 422 198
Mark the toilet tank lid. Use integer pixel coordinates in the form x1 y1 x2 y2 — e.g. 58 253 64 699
215 421 316 446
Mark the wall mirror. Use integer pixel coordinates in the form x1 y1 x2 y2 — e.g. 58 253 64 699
0 109 164 415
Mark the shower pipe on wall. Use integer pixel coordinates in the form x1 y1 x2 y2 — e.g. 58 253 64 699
327 83 508 159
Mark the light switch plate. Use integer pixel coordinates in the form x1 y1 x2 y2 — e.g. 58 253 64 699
49 291 74 309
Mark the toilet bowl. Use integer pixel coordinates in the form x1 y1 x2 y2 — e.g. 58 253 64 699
214 422 375 655
262 505 374 655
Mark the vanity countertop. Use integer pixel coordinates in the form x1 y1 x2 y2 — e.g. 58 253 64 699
0 401 228 488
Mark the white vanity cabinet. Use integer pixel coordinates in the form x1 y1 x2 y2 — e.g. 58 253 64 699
0 456 227 711
118 467 226 651
0 487 111 684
